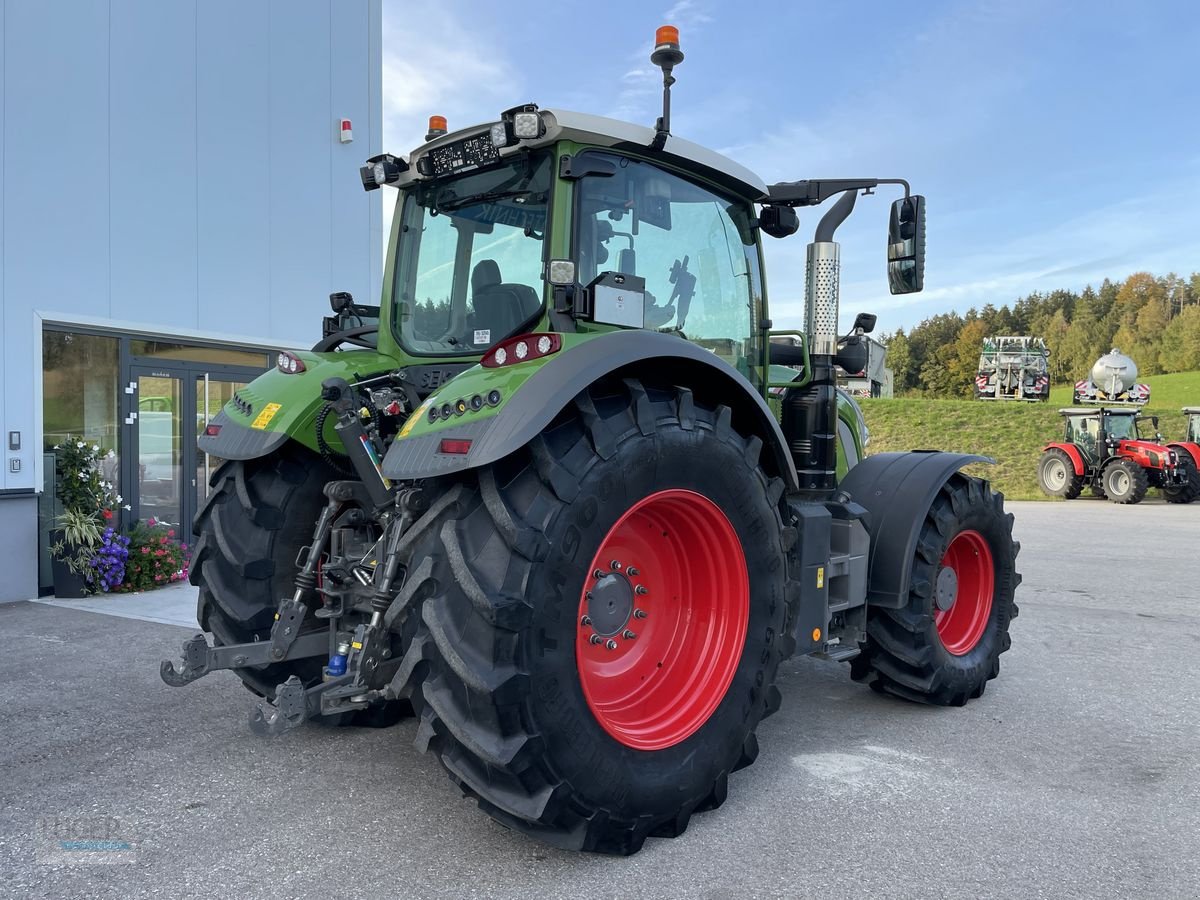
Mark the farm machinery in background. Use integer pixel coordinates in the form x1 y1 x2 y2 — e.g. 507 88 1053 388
1072 349 1150 406
1037 407 1195 504
160 26 1021 855
974 336 1050 401
836 334 893 398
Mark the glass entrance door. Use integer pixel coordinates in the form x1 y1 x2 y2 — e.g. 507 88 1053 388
132 369 185 529
127 366 260 534
195 375 251 513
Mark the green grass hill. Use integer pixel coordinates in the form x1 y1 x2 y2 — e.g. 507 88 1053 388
860 371 1200 500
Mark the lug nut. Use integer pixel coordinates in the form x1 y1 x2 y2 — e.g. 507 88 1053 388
622 630 636 640
585 592 594 601
605 639 618 650
611 560 623 570
635 585 648 595
580 615 592 627
589 634 603 645
634 609 647 619
593 569 604 579
627 567 639 577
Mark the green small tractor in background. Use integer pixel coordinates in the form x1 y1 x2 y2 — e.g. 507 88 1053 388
163 26 1020 854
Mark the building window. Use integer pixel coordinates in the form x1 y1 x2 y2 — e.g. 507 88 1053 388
42 330 122 489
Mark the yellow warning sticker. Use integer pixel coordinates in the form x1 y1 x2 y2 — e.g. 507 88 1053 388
816 566 825 589
351 641 363 650
251 402 282 430
399 400 430 438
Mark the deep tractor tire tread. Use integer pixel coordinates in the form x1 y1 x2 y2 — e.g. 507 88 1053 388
1101 458 1149 505
388 379 793 855
1163 455 1199 504
1037 448 1083 499
191 443 338 695
850 474 1020 706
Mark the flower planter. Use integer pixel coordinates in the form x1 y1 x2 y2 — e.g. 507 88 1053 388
49 529 90 599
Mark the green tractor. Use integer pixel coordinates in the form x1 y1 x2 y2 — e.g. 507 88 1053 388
163 27 1020 854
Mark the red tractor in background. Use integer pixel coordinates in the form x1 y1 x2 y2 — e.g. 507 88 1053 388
1166 407 1200 500
1038 407 1195 504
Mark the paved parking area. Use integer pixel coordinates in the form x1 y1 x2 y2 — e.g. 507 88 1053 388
1 499 1197 899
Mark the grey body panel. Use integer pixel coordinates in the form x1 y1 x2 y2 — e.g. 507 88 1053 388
382 330 799 489
196 410 290 461
838 451 991 609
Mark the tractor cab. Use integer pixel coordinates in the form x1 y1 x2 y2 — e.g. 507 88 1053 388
1185 407 1200 443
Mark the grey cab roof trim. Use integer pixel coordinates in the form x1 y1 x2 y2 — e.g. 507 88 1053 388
392 107 769 201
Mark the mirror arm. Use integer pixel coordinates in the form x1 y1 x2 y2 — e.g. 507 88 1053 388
766 177 910 207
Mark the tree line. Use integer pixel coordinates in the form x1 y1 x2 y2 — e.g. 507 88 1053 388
881 272 1200 398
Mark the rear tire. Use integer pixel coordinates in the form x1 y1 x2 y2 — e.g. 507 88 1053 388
191 443 406 726
1037 448 1083 499
388 379 793 854
1163 456 1199 504
1101 458 1148 504
850 474 1019 706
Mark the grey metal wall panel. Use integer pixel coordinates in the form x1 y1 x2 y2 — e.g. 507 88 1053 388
196 0 272 337
3 1 111 491
109 0 199 328
2 0 381 500
267 0 333 336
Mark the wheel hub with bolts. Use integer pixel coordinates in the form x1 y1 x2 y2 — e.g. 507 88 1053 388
583 562 644 640
934 566 958 611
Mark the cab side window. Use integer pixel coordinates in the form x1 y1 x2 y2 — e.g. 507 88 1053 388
575 152 756 365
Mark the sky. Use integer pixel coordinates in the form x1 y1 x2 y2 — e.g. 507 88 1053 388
380 0 1200 333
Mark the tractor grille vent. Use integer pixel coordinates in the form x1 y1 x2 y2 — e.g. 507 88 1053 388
231 391 254 417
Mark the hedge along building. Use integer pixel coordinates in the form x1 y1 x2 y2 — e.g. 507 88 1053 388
0 0 383 601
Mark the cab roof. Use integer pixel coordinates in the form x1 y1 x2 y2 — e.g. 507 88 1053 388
403 107 769 202
1058 407 1140 416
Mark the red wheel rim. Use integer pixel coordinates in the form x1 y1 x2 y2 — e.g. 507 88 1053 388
576 489 749 751
933 530 995 655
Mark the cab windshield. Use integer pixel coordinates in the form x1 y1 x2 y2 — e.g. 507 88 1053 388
392 150 551 356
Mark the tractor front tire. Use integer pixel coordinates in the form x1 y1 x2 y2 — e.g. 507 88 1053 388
1163 456 1199 504
851 474 1019 706
191 444 406 726
1037 448 1083 499
1101 458 1148 504
388 379 793 854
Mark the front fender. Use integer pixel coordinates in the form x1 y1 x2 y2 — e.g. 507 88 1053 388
198 349 401 461
381 331 799 490
838 451 991 609
1168 442 1200 468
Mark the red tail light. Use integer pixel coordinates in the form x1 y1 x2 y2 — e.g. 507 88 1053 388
480 333 562 368
439 439 473 455
204 424 221 437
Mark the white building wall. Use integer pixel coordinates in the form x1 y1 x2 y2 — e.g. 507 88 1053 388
0 0 382 598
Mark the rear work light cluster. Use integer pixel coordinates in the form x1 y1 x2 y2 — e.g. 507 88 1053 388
480 333 562 369
277 351 306 374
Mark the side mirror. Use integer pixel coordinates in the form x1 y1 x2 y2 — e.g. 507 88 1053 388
887 195 925 295
851 312 877 334
759 205 799 239
330 291 353 313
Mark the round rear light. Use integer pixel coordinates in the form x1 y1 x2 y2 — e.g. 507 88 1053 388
536 336 552 354
494 347 508 366
515 341 529 360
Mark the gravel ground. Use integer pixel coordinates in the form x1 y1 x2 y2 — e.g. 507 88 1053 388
1 498 1196 899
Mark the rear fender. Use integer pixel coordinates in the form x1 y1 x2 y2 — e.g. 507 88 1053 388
381 330 799 490
837 451 991 609
1043 442 1085 476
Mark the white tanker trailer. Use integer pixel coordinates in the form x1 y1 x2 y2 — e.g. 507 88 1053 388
1072 349 1151 405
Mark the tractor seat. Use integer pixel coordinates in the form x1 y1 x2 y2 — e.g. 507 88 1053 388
470 260 541 345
